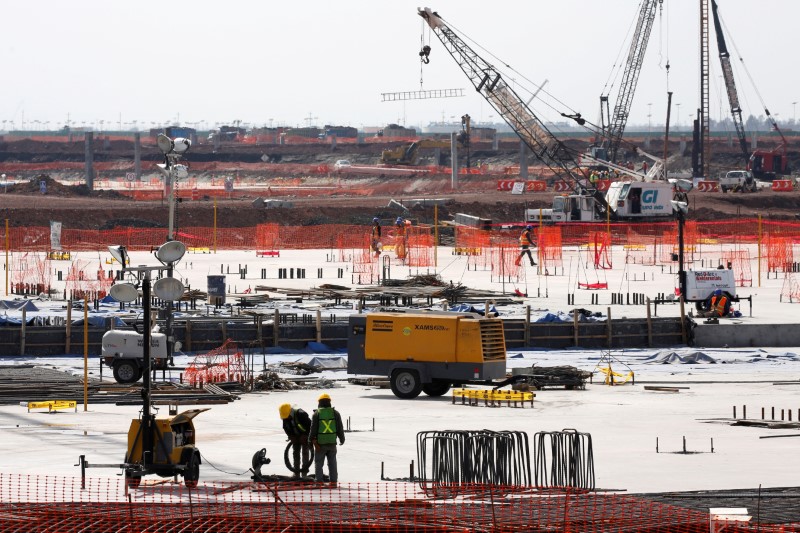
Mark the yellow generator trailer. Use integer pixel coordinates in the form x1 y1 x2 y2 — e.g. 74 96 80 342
347 312 507 399
124 408 207 488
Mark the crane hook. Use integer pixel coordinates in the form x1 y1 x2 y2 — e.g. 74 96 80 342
419 45 431 64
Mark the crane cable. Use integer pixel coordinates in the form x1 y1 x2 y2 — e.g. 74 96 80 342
718 9 769 119
438 15 579 121
419 19 431 88
601 0 648 102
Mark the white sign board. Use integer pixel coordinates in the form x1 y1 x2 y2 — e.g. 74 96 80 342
511 182 525 195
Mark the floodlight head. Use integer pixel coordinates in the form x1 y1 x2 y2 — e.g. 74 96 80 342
173 164 189 180
671 200 689 215
107 245 128 268
154 240 186 265
156 133 174 155
109 282 139 303
153 277 185 301
173 137 191 154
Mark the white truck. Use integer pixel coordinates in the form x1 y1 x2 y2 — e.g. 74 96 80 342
101 329 171 384
525 181 675 223
718 170 757 193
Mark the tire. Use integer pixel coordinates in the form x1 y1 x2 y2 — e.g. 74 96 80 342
390 369 422 399
283 440 315 475
422 380 451 397
124 470 141 489
184 452 200 489
113 360 141 384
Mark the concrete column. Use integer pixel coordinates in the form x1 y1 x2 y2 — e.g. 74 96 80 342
492 132 499 151
519 140 529 179
450 131 459 189
85 132 94 189
134 132 141 180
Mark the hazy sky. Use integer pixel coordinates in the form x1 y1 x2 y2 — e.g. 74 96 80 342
3 1 798 132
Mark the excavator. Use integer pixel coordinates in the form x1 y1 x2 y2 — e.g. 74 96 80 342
381 138 453 165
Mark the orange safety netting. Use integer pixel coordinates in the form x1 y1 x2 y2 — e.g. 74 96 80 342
624 228 660 265
10 252 50 296
587 231 612 269
255 223 280 256
0 473 768 533
491 243 522 282
184 339 247 387
63 260 113 301
781 273 800 303
660 221 700 264
537 226 563 274
351 246 379 285
765 235 794 273
404 225 434 268
0 219 798 253
722 249 753 287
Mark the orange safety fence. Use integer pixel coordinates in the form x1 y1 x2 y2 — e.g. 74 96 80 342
184 339 247 387
781 273 800 303
0 474 741 533
765 235 794 273
537 226 564 274
587 231 612 269
723 249 754 287
2 219 800 253
624 228 660 265
0 474 732 533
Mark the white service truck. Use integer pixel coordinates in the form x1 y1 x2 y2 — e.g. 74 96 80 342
101 329 171 384
719 170 757 193
525 181 675 223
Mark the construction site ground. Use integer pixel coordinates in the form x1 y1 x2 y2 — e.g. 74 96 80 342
0 136 799 229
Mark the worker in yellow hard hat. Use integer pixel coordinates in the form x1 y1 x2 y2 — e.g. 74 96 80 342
279 403 312 478
310 393 345 484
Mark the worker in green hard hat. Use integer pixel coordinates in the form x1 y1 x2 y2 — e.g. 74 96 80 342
279 403 312 478
310 393 345 483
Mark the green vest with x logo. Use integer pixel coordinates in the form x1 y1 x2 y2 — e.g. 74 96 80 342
317 407 337 445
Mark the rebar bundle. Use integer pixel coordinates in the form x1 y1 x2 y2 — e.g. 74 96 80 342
416 430 531 490
533 429 595 490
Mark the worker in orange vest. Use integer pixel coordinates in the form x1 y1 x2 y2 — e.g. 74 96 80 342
701 289 730 317
515 225 537 267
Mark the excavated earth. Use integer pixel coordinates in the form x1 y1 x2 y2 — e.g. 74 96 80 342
0 137 797 230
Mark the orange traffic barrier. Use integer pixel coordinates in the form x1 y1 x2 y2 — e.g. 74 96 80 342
772 180 793 192
696 181 719 192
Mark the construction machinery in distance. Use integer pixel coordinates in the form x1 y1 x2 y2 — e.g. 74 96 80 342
708 0 789 180
347 311 507 399
598 0 663 164
381 138 453 165
417 7 687 224
381 115 471 166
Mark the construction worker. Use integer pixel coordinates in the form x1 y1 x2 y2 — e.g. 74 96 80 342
310 393 345 483
370 217 382 257
516 225 537 267
394 217 408 259
700 289 731 318
279 403 312 478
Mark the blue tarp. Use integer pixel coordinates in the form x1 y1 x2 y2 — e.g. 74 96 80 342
71 316 127 327
264 342 344 355
449 304 499 315
0 300 39 312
